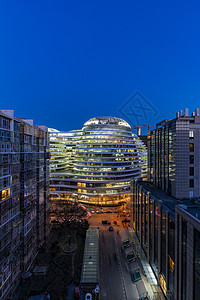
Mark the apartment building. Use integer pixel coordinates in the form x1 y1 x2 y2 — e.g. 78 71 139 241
0 110 50 300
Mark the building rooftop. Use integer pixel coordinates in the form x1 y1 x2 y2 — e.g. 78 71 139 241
136 180 200 220
80 230 99 287
84 116 131 128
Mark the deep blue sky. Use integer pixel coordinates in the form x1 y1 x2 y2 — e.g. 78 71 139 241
1 0 200 132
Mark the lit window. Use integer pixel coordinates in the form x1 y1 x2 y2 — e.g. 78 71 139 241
160 274 167 296
189 131 194 139
168 255 175 272
189 143 194 152
1 188 10 201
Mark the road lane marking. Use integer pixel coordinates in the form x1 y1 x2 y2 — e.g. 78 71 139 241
114 232 127 300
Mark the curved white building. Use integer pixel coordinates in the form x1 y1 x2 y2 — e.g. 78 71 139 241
49 117 147 206
133 133 148 178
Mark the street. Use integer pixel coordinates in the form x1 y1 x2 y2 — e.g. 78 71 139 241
88 212 151 300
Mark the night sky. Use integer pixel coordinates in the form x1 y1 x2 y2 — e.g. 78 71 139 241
1 0 200 132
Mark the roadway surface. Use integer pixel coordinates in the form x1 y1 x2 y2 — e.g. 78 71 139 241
88 212 148 300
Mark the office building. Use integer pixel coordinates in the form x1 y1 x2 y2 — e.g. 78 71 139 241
131 108 200 299
131 179 200 300
0 110 50 300
49 116 147 207
148 108 200 199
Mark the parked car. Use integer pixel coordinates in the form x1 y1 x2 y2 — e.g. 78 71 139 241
126 251 136 263
102 219 107 224
131 270 141 282
122 218 130 223
102 220 111 225
94 285 100 294
73 287 80 299
109 226 114 231
122 239 131 249
85 293 92 300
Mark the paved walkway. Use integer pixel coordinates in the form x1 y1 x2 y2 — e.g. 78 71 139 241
127 228 165 300
119 229 151 299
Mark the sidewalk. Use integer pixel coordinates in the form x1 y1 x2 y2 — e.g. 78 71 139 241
119 229 152 299
127 228 165 300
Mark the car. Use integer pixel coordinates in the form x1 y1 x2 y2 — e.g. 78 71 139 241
126 251 136 263
102 219 108 224
131 270 141 282
109 226 114 231
73 287 80 299
85 293 92 300
102 220 111 225
122 239 131 249
72 218 79 223
51 219 60 224
122 218 130 223
94 285 100 293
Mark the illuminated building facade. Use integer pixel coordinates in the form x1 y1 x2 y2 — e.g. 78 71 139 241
0 110 50 300
133 134 147 178
49 117 147 206
132 108 200 299
148 108 200 199
132 179 200 300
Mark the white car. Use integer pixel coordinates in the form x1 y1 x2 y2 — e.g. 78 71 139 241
85 293 92 300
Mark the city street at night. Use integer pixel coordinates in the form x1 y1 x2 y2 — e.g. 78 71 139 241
2 1 200 298
88 212 152 300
